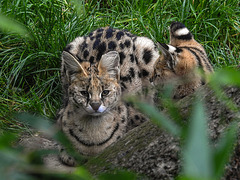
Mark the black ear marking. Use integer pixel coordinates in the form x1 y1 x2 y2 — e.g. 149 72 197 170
157 43 169 50
156 43 179 71
156 42 171 56
175 47 183 53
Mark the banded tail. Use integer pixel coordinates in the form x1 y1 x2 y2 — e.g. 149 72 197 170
170 21 193 43
153 21 214 98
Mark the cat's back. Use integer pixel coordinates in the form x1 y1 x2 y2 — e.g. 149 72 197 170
63 27 159 94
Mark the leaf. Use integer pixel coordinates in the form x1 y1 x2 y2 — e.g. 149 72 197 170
74 167 94 180
0 14 32 39
0 133 17 149
16 113 56 137
98 170 137 180
182 98 213 179
208 68 240 112
16 113 86 164
71 0 85 16
127 97 181 137
213 121 238 178
209 68 240 86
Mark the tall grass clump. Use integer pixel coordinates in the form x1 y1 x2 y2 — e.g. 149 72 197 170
0 0 239 133
0 0 239 179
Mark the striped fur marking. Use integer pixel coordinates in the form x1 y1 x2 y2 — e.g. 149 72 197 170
69 123 119 147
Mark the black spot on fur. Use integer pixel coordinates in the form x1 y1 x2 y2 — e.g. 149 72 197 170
97 28 104 32
82 42 88 50
121 118 125 123
96 42 106 61
83 50 89 59
108 41 117 50
93 39 100 49
142 69 149 77
64 44 72 52
120 75 131 82
96 33 103 39
117 136 121 140
98 42 106 52
135 56 139 64
119 52 126 65
124 40 131 48
143 49 152 64
67 111 72 118
129 68 135 78
120 43 125 49
139 69 149 78
130 54 134 63
135 115 140 120
118 107 121 114
106 28 114 39
116 31 124 40
89 32 93 36
89 56 94 64
90 36 95 41
130 119 134 124
141 117 146 122
133 44 136 51
126 32 134 37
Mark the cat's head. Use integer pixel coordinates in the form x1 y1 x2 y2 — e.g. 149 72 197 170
151 22 194 85
62 51 121 116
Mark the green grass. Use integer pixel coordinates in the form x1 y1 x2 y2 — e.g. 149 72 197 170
0 0 239 133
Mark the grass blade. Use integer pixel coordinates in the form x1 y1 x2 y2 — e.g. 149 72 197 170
182 98 212 179
127 97 181 137
0 14 31 39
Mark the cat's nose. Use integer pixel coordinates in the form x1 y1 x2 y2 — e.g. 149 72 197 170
90 102 101 111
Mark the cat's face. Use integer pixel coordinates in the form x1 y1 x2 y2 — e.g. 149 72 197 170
63 51 121 116
69 72 121 116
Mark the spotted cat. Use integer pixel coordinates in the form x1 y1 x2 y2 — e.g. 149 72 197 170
57 22 213 166
57 27 159 166
152 22 213 98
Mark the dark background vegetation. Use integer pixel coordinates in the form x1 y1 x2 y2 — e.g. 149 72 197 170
0 0 239 179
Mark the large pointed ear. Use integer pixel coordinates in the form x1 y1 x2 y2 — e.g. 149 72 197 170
157 42 172 56
61 51 88 77
156 42 182 70
98 51 120 81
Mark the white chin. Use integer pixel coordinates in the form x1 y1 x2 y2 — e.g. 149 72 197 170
85 105 107 116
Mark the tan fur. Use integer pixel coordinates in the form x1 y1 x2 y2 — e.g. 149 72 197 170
58 27 160 166
152 22 213 98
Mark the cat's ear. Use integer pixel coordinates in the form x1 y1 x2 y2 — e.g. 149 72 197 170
98 51 120 81
156 42 182 70
62 51 88 77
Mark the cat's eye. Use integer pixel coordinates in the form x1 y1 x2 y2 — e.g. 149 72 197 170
102 90 110 96
80 91 89 97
